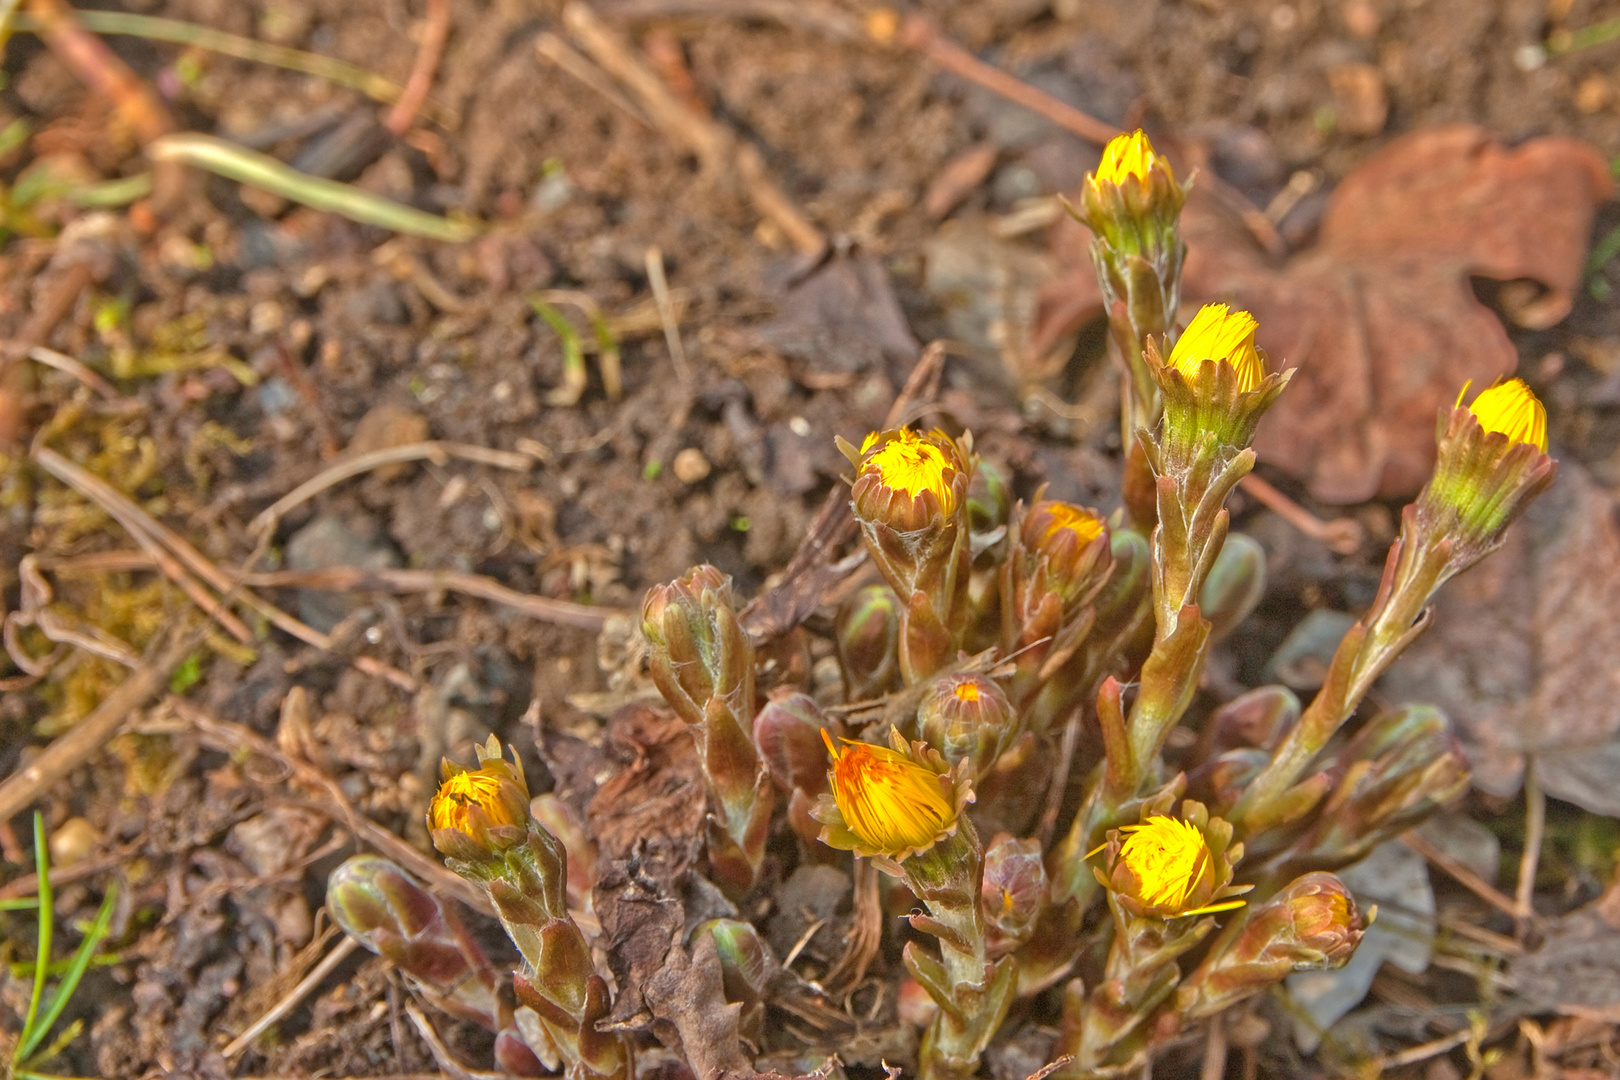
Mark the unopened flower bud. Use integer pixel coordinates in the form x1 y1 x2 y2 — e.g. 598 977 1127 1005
1416 378 1556 576
1148 304 1291 471
915 673 1017 776
1177 871 1365 1018
641 564 753 727
981 834 1047 958
1075 129 1188 269
694 917 772 1038
967 458 1013 549
835 584 902 699
1300 704 1470 865
1017 500 1111 610
428 737 533 865
754 691 836 796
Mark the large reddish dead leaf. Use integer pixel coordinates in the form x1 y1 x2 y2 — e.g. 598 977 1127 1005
1379 462 1620 817
1036 125 1612 503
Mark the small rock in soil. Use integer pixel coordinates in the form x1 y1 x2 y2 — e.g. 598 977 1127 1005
284 513 401 631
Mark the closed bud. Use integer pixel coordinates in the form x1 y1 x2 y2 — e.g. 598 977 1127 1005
1415 379 1556 578
836 584 902 699
1300 704 1470 865
1074 129 1189 271
1016 501 1111 610
981 834 1047 958
754 691 837 796
1177 871 1365 1018
1146 304 1291 473
1199 531 1266 643
967 458 1013 548
641 564 753 727
915 673 1018 776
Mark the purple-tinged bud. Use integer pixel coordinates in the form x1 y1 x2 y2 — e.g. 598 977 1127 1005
836 584 902 700
981 834 1047 959
915 672 1017 776
1207 685 1300 754
1177 871 1365 1018
754 691 837 796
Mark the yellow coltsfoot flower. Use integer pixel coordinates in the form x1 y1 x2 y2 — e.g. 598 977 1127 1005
815 726 974 867
1418 377 1556 572
429 736 533 865
1091 130 1172 191
1093 801 1249 919
847 427 969 534
1167 304 1265 393
1461 378 1548 452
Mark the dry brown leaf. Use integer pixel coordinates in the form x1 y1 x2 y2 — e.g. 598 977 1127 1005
1036 125 1612 502
1379 463 1620 816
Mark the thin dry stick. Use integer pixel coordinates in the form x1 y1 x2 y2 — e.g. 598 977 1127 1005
561 0 825 255
1374 1026 1475 1070
384 0 449 135
1402 830 1519 919
243 566 626 632
536 31 653 127
1514 754 1544 936
222 935 361 1059
1238 472 1364 555
31 449 255 644
170 697 494 916
1200 1016 1228 1080
248 440 533 537
0 628 197 822
27 347 129 404
644 246 691 382
404 1004 494 1080
895 15 1116 144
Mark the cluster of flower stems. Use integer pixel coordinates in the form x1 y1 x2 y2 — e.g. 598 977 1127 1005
327 132 1556 1080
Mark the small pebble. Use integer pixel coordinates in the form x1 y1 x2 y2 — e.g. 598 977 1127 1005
49 817 100 867
673 447 712 484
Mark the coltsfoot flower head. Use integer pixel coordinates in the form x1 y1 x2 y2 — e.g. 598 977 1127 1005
1465 378 1547 452
1075 129 1190 267
1145 304 1290 474
814 726 974 867
1094 801 1249 919
835 584 902 699
1016 500 1112 609
429 736 532 864
1167 304 1265 393
846 427 970 533
1417 378 1556 574
915 672 1018 775
641 563 753 727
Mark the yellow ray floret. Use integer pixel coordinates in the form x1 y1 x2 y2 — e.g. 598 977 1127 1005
1461 378 1548 453
1167 304 1265 393
1093 130 1170 188
430 769 516 834
1113 815 1246 917
822 730 955 856
1042 502 1106 547
862 429 958 515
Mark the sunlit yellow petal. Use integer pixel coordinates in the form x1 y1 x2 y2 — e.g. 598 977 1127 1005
861 428 959 516
1040 502 1106 548
430 766 524 835
1167 304 1265 392
1118 816 1211 912
822 730 955 857
1465 378 1548 453
1093 130 1171 188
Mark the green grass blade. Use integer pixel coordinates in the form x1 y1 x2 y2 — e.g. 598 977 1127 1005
16 813 53 1064
17 882 118 1063
0 897 41 911
149 133 478 243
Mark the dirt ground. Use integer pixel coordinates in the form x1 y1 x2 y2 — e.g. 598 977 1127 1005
4 0 1620 1077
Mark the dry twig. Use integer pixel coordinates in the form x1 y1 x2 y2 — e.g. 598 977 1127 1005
384 0 450 135
222 935 361 1059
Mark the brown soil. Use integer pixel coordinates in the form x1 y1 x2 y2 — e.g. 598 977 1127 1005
3 0 1619 1077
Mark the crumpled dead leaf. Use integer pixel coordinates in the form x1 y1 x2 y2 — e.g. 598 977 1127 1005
1379 462 1620 816
1036 125 1612 502
1511 869 1620 1012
